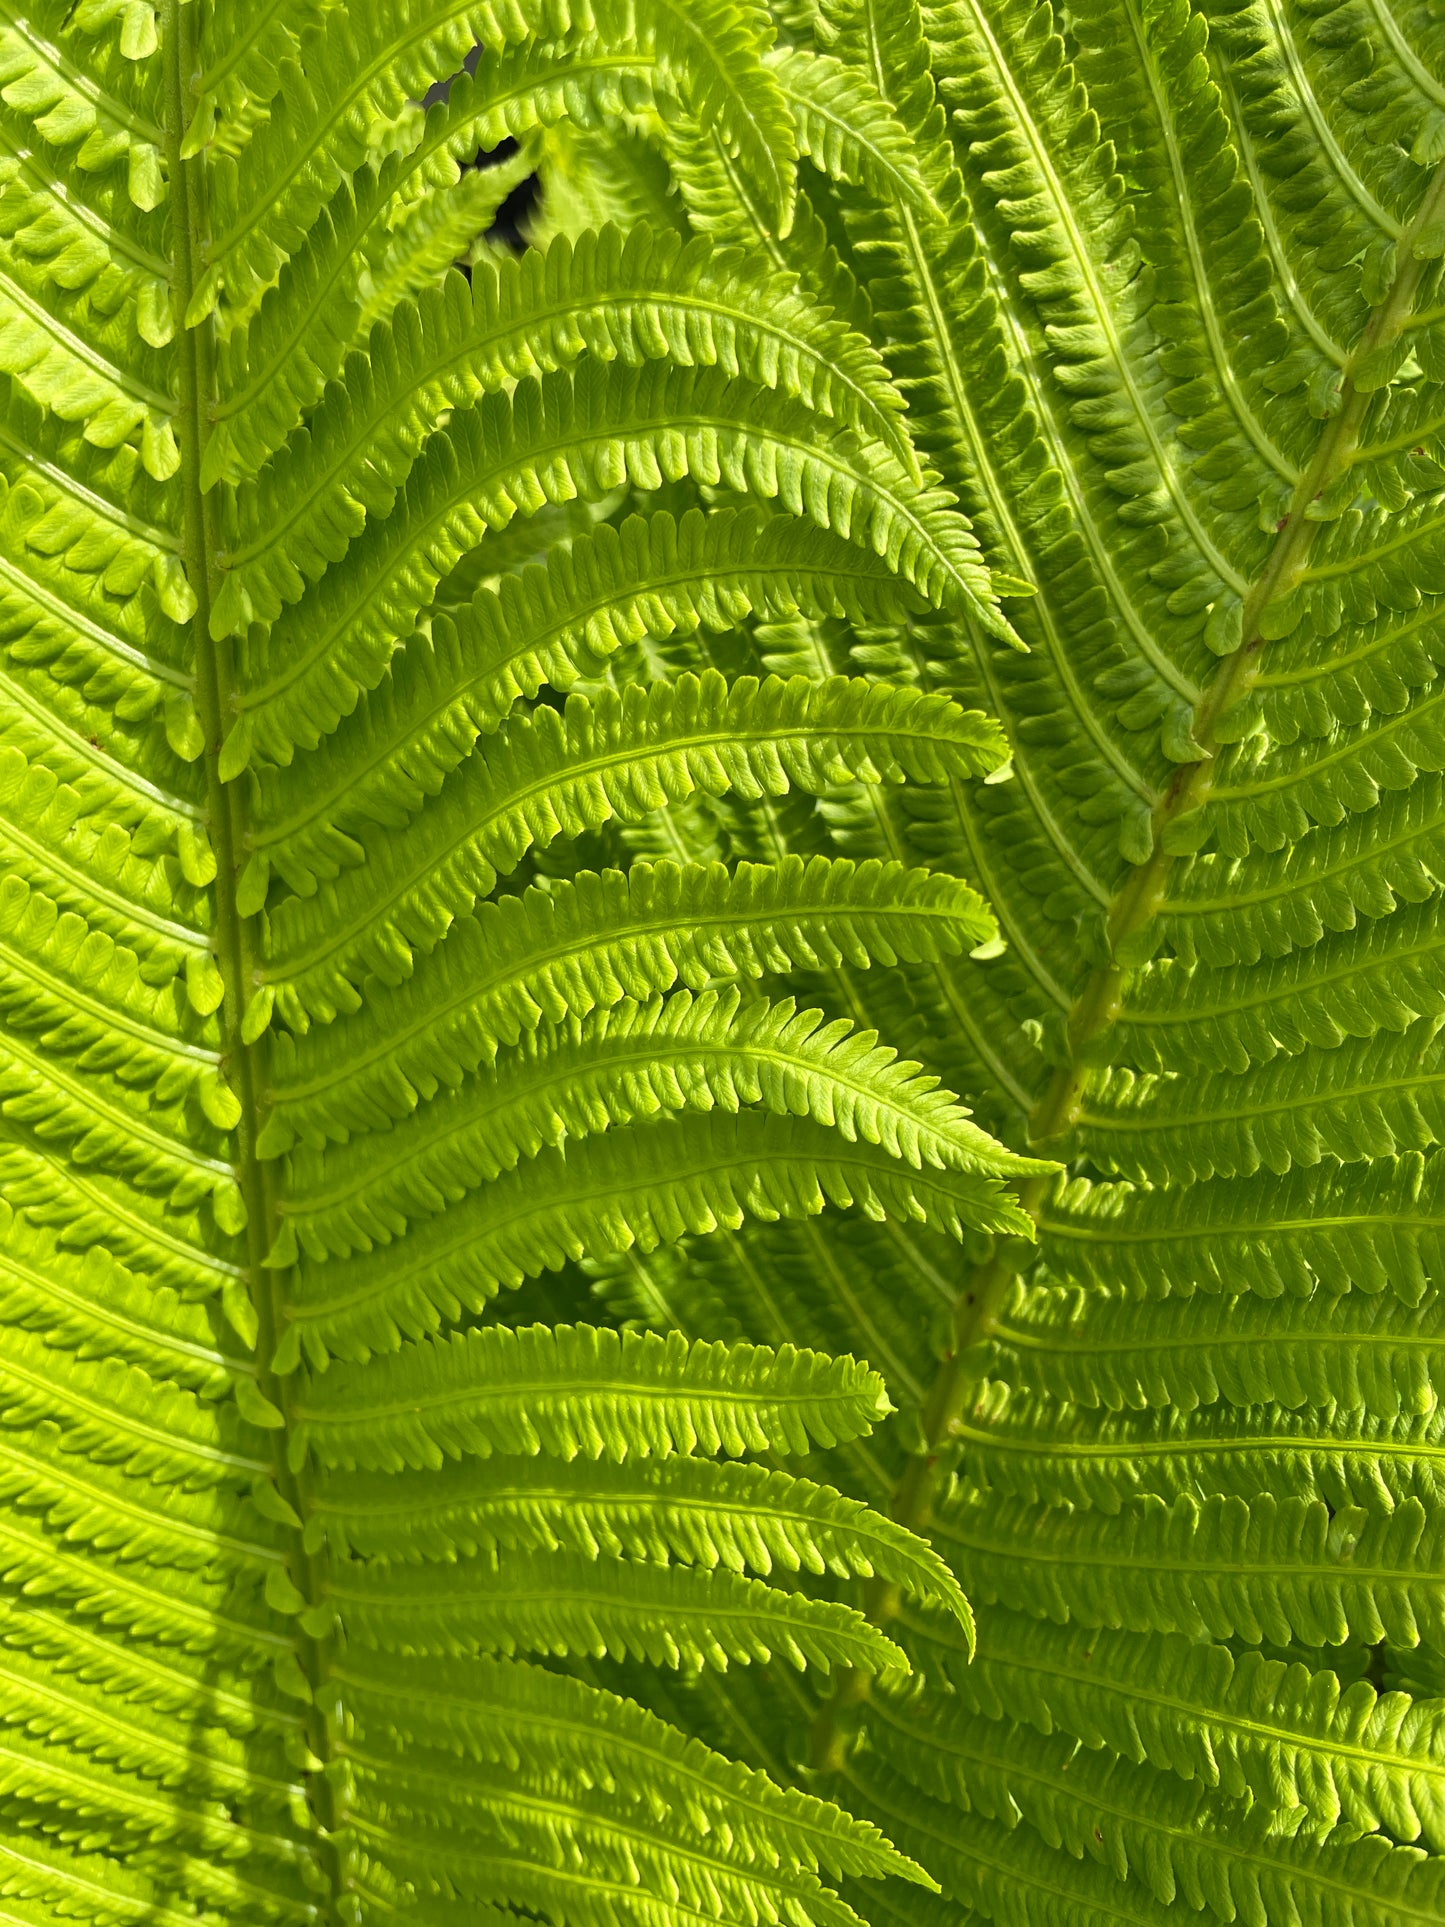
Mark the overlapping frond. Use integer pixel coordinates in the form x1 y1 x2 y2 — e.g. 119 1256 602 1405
280 1110 1036 1359
253 507 921 876
207 38 664 478
261 667 1002 943
536 2 1445 1924
275 984 1042 1248
338 1654 926 1882
316 1454 971 1626
265 847 995 1054
213 220 916 511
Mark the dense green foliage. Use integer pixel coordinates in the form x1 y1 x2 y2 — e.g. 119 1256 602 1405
4 0 1445 1921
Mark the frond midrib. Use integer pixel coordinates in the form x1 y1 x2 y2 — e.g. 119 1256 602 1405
161 0 346 1898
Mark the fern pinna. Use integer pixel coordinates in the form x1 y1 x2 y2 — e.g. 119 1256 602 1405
5 0 1445 1922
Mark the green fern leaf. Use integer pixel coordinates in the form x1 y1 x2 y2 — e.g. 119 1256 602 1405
339 1655 929 1882
0 0 1045 1917
332 1544 911 1677
280 1113 1035 1359
275 985 1044 1258
252 507 922 865
315 1454 973 1634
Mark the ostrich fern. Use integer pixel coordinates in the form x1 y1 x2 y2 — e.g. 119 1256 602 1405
5 0 1445 1923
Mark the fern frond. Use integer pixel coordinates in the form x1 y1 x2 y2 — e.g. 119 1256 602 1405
959 1380 1445 1513
862 1692 1445 1927
275 986 1044 1254
189 0 334 143
768 47 933 217
1159 768 1445 969
0 1139 236 1299
1040 1156 1443 1302
338 1655 924 1883
1112 901 1445 1075
353 1785 870 1927
0 1317 257 1489
356 151 539 333
34 0 1445 1916
298 1321 889 1467
194 0 586 320
208 37 663 479
0 1195 239 1395
265 849 994 1061
975 1271 1445 1420
316 1455 971 1632
197 0 791 328
531 116 686 246
0 1018 241 1225
357 1775 874 1927
942 1482 1445 1648
211 221 914 510
1075 1020 1445 1183
942 1610 1445 1849
222 363 1002 772
216 355 998 657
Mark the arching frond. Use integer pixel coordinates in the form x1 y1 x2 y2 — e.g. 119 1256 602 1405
337 1654 928 1883
275 986 1044 1255
331 1544 911 1676
260 669 1002 966
265 851 996 1064
315 1453 972 1636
